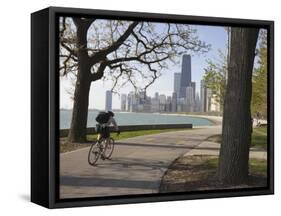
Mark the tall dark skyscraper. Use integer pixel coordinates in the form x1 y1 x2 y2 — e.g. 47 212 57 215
180 54 191 98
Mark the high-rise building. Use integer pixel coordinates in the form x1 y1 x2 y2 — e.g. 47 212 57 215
130 93 137 112
171 92 177 112
200 80 214 112
200 80 207 112
174 73 181 98
105 90 112 111
139 91 146 103
151 97 160 112
195 92 201 112
120 94 127 111
159 94 166 112
186 86 194 112
159 94 166 104
177 98 186 112
154 92 159 100
143 96 151 113
191 81 196 101
180 54 192 98
127 92 132 111
186 86 194 104
166 96 172 112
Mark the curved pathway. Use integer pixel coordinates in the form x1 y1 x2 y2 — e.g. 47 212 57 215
60 126 221 199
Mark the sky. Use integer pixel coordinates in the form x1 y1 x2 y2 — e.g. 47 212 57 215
59 23 228 110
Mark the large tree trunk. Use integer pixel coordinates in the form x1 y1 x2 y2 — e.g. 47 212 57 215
217 27 259 184
67 68 91 142
68 19 91 142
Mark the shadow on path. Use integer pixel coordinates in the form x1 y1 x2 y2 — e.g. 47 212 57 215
94 157 169 171
116 142 221 151
60 175 158 189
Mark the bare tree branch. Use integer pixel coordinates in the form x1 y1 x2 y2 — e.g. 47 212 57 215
60 18 210 94
90 22 139 62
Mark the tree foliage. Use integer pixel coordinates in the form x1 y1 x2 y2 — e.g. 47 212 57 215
251 30 267 118
203 49 227 110
203 29 267 116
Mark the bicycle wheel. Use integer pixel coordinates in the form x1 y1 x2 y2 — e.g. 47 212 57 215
88 142 101 166
103 138 115 159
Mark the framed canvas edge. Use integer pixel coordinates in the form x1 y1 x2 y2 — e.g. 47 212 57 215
41 6 274 209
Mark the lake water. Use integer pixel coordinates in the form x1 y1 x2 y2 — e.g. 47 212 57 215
60 110 213 129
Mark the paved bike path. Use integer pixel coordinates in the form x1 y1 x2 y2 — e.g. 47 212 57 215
60 126 221 199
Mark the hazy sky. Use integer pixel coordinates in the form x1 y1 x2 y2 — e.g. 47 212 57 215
60 24 228 110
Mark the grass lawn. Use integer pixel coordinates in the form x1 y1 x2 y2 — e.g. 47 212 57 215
86 128 191 141
251 127 267 149
206 126 267 149
60 139 91 153
160 155 267 192
204 157 267 176
60 128 192 153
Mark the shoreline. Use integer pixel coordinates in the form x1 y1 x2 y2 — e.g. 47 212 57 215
60 110 223 129
156 113 222 126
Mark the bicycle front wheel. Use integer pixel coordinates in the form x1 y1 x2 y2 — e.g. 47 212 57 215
104 138 115 159
88 142 101 166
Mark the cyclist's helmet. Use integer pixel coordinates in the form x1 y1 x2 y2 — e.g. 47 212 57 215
108 111 115 117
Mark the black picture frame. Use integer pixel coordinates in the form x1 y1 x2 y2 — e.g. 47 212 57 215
31 6 274 209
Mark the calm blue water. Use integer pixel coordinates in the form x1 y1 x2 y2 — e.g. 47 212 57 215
60 110 213 129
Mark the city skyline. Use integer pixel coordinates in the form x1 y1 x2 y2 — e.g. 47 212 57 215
88 54 217 113
60 25 228 110
104 54 217 113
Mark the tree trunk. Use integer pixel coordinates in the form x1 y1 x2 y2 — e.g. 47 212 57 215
217 27 259 184
68 19 91 142
67 68 91 142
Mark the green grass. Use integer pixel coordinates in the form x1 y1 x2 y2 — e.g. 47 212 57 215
204 157 219 169
60 128 192 153
249 159 267 176
204 157 267 176
86 128 192 142
206 127 267 149
60 139 91 153
251 127 267 149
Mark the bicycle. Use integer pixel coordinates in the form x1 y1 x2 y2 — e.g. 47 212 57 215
88 134 116 166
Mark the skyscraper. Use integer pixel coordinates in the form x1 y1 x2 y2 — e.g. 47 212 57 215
200 80 206 112
180 54 192 98
200 80 212 112
159 94 166 112
191 81 196 101
154 92 159 100
195 92 201 112
120 94 127 111
166 96 172 112
186 86 194 104
159 94 167 104
174 73 181 98
127 92 132 111
186 86 194 112
171 92 177 112
105 90 112 111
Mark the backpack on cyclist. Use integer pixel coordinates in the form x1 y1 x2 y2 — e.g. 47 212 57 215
95 112 111 124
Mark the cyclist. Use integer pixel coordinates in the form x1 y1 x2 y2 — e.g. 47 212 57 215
95 111 120 159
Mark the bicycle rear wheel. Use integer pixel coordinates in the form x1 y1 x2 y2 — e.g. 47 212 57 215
103 138 115 159
88 142 101 166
